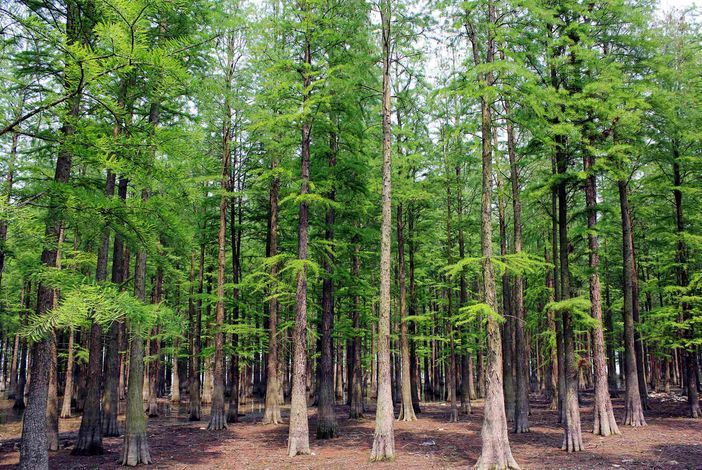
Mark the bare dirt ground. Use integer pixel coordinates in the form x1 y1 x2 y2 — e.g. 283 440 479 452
1 392 700 469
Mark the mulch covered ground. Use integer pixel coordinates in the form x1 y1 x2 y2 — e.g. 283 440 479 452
1 392 700 469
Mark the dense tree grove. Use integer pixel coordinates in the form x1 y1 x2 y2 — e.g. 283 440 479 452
0 0 700 469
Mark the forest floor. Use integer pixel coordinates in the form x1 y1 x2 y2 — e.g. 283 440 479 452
0 391 700 469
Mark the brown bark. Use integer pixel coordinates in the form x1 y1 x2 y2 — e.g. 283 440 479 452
121 191 152 466
74 170 115 454
370 2 395 460
397 202 416 422
469 3 518 466
287 25 312 457
349 236 364 419
584 151 619 436
103 176 128 437
619 179 646 427
317 123 339 438
60 329 75 418
189 246 204 421
263 154 282 425
505 101 529 434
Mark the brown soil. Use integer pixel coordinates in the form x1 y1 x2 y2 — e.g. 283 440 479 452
1 392 700 469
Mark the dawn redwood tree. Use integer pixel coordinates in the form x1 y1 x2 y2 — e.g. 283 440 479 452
619 177 646 427
72 171 116 455
19 2 93 467
467 1 519 468
287 5 313 455
504 100 529 434
584 145 620 436
370 0 395 461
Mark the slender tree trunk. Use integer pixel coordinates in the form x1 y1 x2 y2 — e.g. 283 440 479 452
408 206 422 414
672 153 701 418
397 202 416 422
350 236 364 419
287 27 312 457
619 179 646 427
584 151 619 436
470 4 518 466
208 54 233 430
505 101 529 434
497 169 515 423
263 152 282 424
370 3 395 460
74 170 115 454
60 329 74 418
46 332 59 451
317 122 339 438
189 246 204 421
121 190 153 466
103 176 128 437
557 137 583 452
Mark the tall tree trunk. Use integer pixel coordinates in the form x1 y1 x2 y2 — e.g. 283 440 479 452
470 4 518 467
189 247 203 421
408 205 422 413
287 26 312 457
46 332 59 451
672 151 700 418
505 103 529 433
317 124 339 438
370 2 395 460
122 97 160 464
455 165 471 415
263 152 282 424
103 176 128 436
60 329 74 418
619 179 646 427
19 4 90 461
74 170 115 454
397 202 416 422
584 151 619 436
349 236 364 419
557 138 583 452
208 49 233 430
121 223 152 466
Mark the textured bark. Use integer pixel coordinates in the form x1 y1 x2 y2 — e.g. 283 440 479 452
121 202 152 466
46 333 59 451
208 58 233 431
60 329 75 418
408 208 422 414
189 247 204 421
263 156 282 425
444 157 458 422
619 180 646 427
349 237 364 419
74 170 114 454
370 3 395 460
557 138 582 452
19 8 87 458
671 153 701 418
287 27 312 457
317 125 338 438
497 170 515 423
8 334 19 400
227 170 242 423
103 176 128 437
584 151 619 436
470 4 518 466
397 203 415 422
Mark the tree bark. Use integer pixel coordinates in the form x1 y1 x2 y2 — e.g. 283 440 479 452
287 24 312 457
584 151 619 436
470 4 518 466
397 202 416 422
370 2 395 460
619 179 646 427
60 329 75 418
103 176 128 437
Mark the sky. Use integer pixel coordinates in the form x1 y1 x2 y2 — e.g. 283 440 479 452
658 0 698 11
